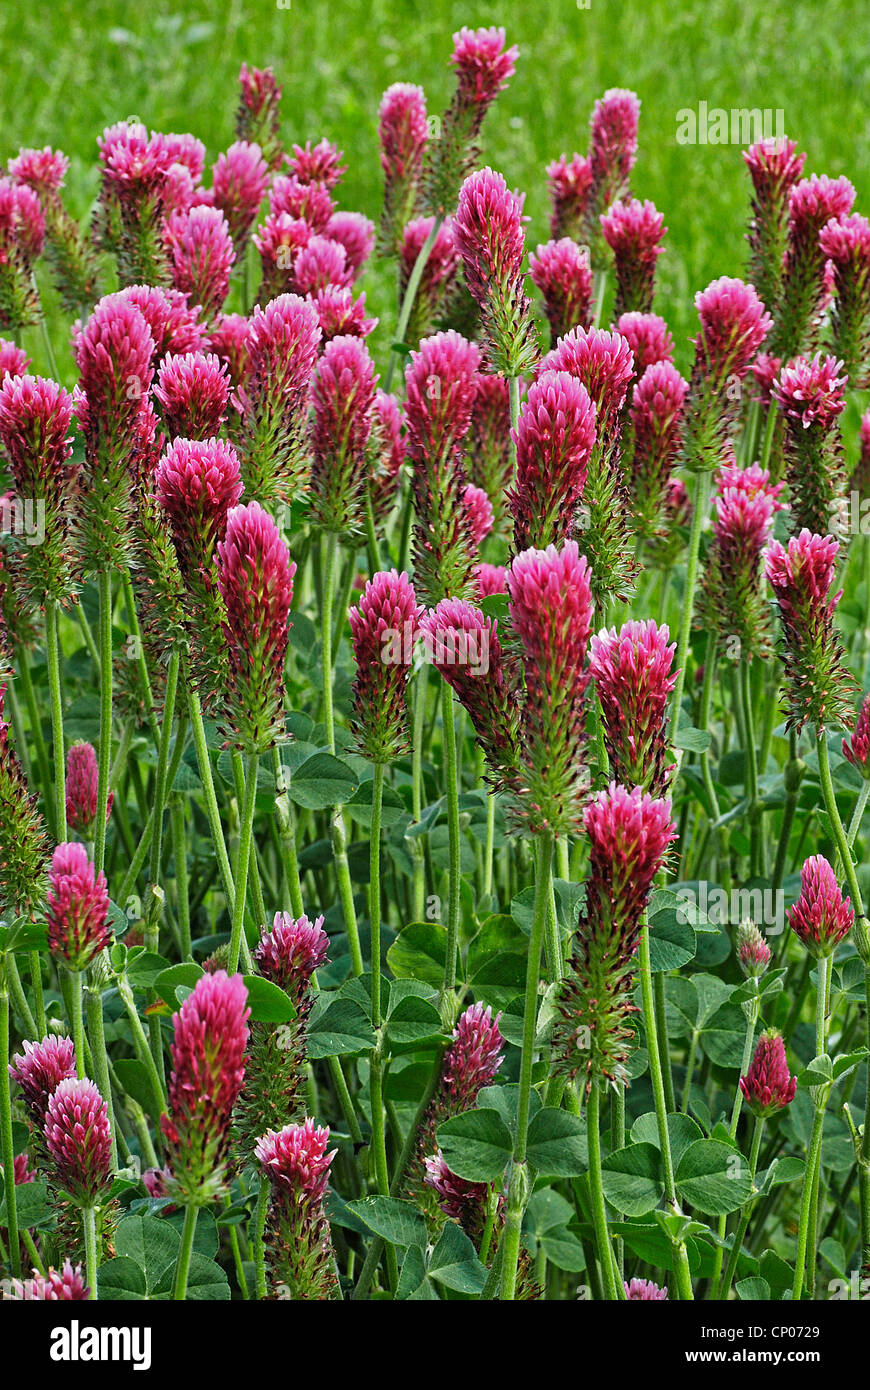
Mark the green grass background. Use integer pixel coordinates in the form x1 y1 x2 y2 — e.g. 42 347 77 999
2 0 869 376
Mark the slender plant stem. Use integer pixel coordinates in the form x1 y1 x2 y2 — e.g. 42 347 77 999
68 967 86 1078
499 832 553 1300
847 780 870 850
186 683 236 908
441 682 461 1003
29 953 46 1038
173 1204 199 1300
741 660 760 876
254 1175 270 1300
170 795 191 959
85 965 119 1168
793 1100 827 1301
44 599 67 840
0 980 21 1277
18 650 55 837
82 1205 98 1300
719 1116 764 1299
587 1083 622 1300
320 530 338 753
94 570 113 873
711 989 759 1296
228 752 258 974
6 954 36 1036
411 664 427 921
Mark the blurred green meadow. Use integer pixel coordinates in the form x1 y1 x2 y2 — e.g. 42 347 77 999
2 0 869 380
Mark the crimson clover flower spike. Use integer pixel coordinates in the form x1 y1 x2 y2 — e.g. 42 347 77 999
65 742 113 838
743 137 806 320
405 330 480 606
236 64 284 171
615 312 675 378
843 694 870 778
425 27 518 216
787 854 854 958
771 174 855 359
700 461 786 659
600 198 666 318
215 500 295 754
161 970 249 1206
399 215 458 345
528 238 594 346
554 783 676 1093
154 351 230 441
308 285 377 346
105 283 205 361
464 373 513 531
9 1035 76 1133
46 842 112 973
625 1278 668 1300
738 920 772 979
589 619 678 795
44 1077 112 1207
255 1120 339 1300
211 140 269 258
582 88 641 263
232 292 321 506
739 1029 798 1116
269 174 335 232
419 598 520 789
0 177 45 332
309 333 378 536
348 568 421 764
292 235 351 296
287 138 346 189
235 913 329 1157
764 528 856 732
507 369 596 553
253 213 311 302
94 123 175 285
453 167 537 378
625 359 688 538
0 337 31 378
546 152 593 242
8 145 102 316
819 213 870 387
680 276 771 475
326 211 375 281
0 372 79 606
539 325 636 604
475 562 508 599
8 1260 89 1301
774 354 848 537
377 82 428 254
508 540 593 833
155 436 243 587
164 205 235 322
423 1151 490 1229
73 293 155 572
463 484 494 548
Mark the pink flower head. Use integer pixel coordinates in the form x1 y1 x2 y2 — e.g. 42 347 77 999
44 1077 112 1206
46 841 111 972
161 969 250 1202
233 292 321 504
529 238 593 345
236 65 283 170
292 234 351 295
787 854 854 957
13 1151 36 1185
0 338 30 378
405 331 481 604
308 285 377 344
774 174 856 359
109 283 204 361
211 140 268 253
399 216 458 343
789 174 856 243
743 138 806 317
164 205 235 320
8 1260 89 1301
286 139 345 187
161 133 206 181
509 369 597 552
377 82 428 252
463 483 494 547
310 333 377 534
702 460 785 655
627 359 688 535
66 742 113 837
9 1035 76 1129
589 620 677 795
765 529 855 730
453 167 536 376
739 1030 798 1116
95 124 175 277
475 562 508 598
216 501 295 752
156 436 243 582
541 325 634 442
0 176 46 262
737 920 772 979
775 353 846 430
450 26 518 109
819 213 870 386
774 354 847 535
442 1003 504 1109
583 782 676 947
269 174 334 233
625 1278 668 1301
589 88 641 212
207 312 249 385
420 598 519 783
694 276 771 382
508 540 593 831
368 388 406 525
600 198 666 317
349 569 421 762
751 351 784 404
743 138 806 204
255 912 329 994
546 153 593 242
255 1118 335 1205
616 312 675 376
843 694 870 778
326 211 375 279
253 212 311 300
818 211 870 273
423 1151 489 1226
154 350 230 440
8 145 70 196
